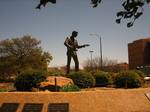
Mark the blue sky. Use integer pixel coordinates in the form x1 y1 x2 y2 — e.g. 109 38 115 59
0 0 150 68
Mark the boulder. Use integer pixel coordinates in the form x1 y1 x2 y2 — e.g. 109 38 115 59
40 76 74 91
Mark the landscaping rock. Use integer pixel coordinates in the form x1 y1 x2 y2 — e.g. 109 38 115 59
40 76 74 91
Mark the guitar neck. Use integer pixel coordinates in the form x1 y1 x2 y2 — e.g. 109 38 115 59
78 44 89 49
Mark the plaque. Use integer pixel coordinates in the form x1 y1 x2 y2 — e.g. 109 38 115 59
0 103 19 112
22 103 43 112
48 103 69 112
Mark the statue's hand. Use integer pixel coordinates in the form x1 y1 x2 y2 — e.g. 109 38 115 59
71 46 77 51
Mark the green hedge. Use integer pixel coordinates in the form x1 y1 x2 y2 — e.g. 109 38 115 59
40 85 61 92
0 89 8 92
48 70 65 76
114 71 144 88
0 78 14 83
14 70 46 91
60 84 80 92
68 71 95 88
93 71 112 87
134 70 145 83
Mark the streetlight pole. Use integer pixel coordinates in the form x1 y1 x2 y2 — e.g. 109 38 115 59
99 36 103 69
89 50 94 69
89 33 103 70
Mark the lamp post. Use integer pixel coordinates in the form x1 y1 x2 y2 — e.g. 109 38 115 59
89 50 94 70
89 33 103 69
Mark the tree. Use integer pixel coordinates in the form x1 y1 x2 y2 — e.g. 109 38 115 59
82 57 118 71
36 0 150 27
0 35 52 79
83 57 128 72
36 0 56 9
116 0 150 27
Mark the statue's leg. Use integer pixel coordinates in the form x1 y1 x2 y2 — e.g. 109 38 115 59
73 54 79 71
66 54 71 74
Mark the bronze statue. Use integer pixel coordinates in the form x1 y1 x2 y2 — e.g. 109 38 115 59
64 31 89 74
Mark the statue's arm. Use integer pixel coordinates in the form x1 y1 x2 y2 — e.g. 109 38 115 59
74 39 89 49
64 38 73 49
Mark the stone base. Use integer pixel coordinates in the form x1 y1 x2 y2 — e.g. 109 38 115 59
0 88 150 112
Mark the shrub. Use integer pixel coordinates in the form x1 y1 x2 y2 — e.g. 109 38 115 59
14 70 46 91
0 89 8 92
60 84 80 92
68 71 95 88
0 77 14 83
40 85 61 92
48 70 65 76
114 71 143 88
0 78 7 83
93 71 112 87
134 69 145 77
134 70 145 83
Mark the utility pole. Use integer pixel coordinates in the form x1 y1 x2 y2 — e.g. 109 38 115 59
89 33 103 69
89 50 94 70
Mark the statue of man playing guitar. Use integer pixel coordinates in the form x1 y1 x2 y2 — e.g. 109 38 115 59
64 31 90 74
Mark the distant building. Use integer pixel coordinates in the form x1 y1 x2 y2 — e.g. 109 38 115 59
128 38 150 69
102 62 128 72
116 63 129 70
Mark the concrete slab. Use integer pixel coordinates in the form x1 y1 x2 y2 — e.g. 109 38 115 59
0 88 150 112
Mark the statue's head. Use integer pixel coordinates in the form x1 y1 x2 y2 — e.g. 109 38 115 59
72 31 78 37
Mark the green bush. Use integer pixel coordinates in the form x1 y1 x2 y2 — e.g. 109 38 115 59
0 78 7 83
114 71 143 88
40 85 61 92
60 84 80 92
93 71 112 87
0 77 14 83
48 70 65 76
0 89 8 92
134 70 145 78
134 70 145 83
14 70 46 91
68 71 95 88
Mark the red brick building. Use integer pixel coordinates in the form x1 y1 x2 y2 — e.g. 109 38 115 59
116 63 129 70
128 38 150 69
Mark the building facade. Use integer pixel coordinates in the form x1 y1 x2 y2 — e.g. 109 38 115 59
128 38 150 69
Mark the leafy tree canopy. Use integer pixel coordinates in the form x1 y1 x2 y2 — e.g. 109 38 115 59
36 0 150 27
0 35 52 79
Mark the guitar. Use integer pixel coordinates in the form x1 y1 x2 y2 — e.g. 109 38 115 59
64 38 90 51
72 44 90 51
78 44 90 48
